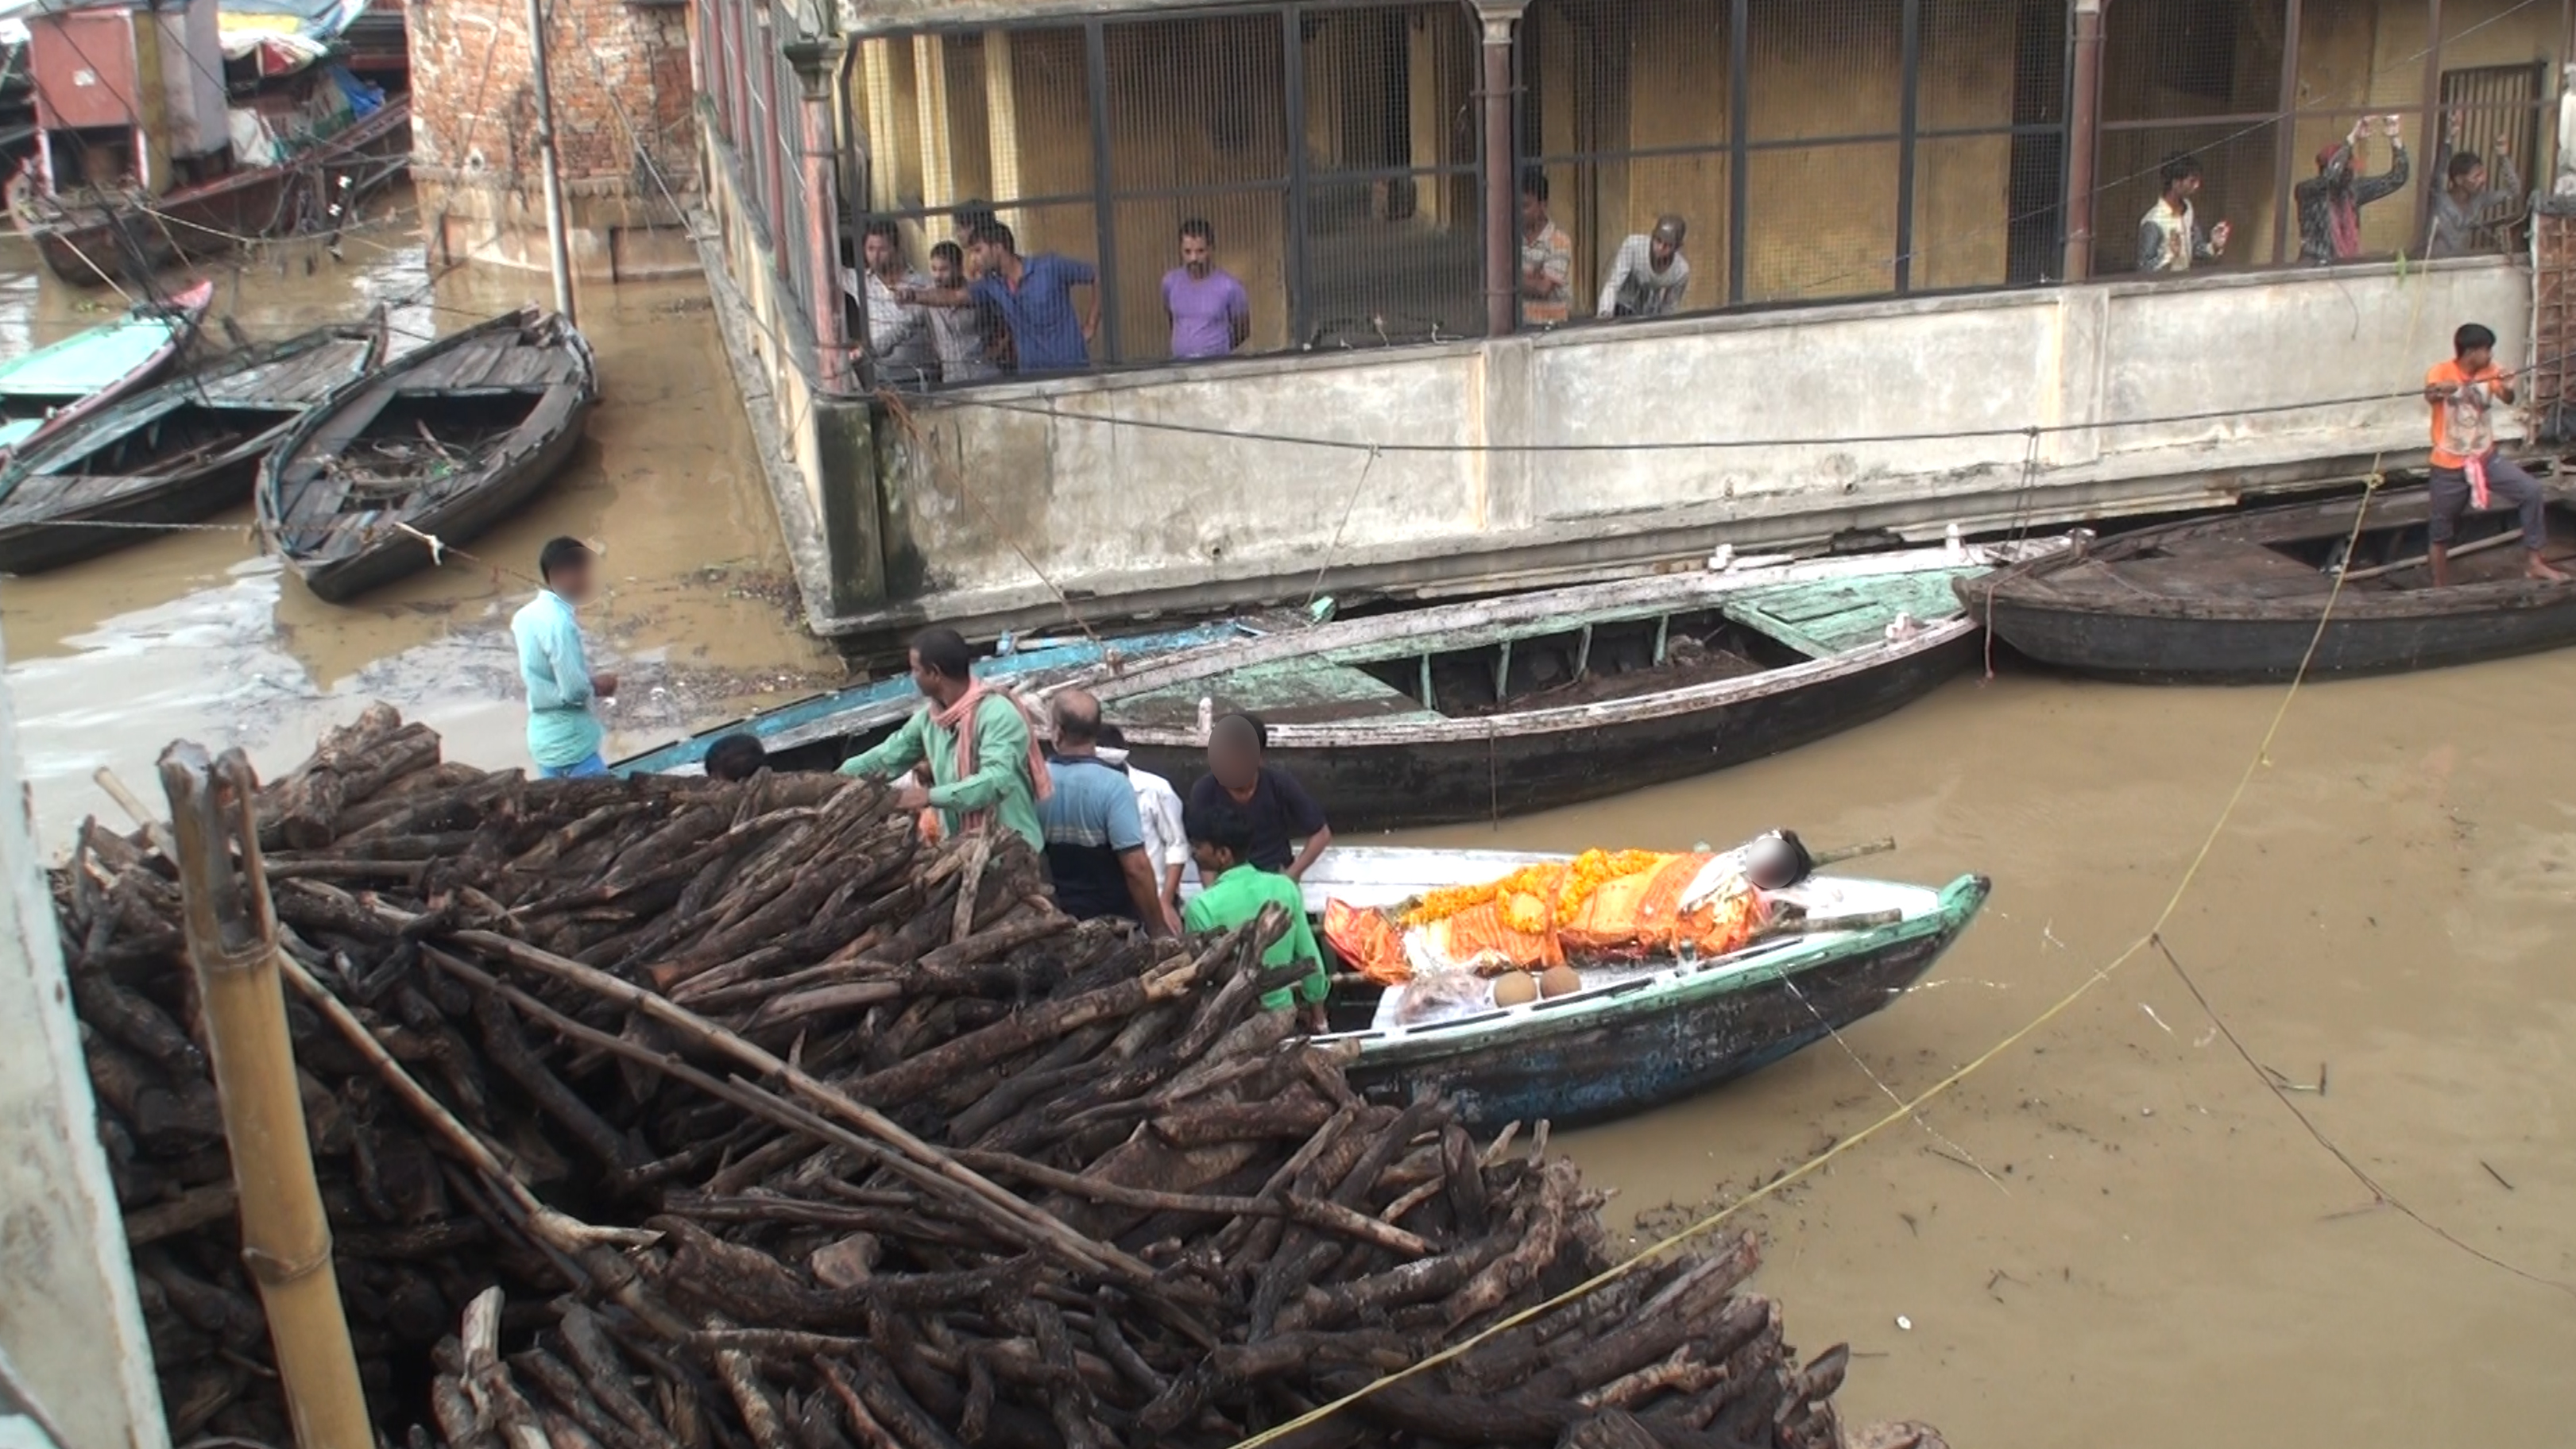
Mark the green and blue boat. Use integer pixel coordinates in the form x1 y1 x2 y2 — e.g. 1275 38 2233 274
0 280 213 462
1282 844 1990 1129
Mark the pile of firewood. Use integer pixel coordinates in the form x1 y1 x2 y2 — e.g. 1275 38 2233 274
56 708 1944 1449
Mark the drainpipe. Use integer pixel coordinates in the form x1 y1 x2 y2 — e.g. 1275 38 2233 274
2062 0 2105 281
787 37 850 392
1476 2 1525 338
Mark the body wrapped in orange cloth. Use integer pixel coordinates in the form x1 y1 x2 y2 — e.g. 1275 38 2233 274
1325 848 1771 987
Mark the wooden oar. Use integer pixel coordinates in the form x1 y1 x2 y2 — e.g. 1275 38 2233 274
2338 528 2521 582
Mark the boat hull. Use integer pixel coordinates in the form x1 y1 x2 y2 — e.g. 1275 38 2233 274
28 101 411 285
0 450 260 572
1126 629 1978 830
1971 589 2576 682
1344 875 1988 1130
1962 486 2576 683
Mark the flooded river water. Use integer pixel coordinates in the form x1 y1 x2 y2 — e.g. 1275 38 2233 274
6 215 2573 1447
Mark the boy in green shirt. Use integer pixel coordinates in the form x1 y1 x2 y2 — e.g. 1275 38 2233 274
1181 797 1329 1025
837 626 1048 851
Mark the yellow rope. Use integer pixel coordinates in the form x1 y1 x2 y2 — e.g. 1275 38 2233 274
1228 266 2446 1449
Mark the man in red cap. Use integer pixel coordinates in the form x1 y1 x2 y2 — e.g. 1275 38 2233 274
2296 114 2410 265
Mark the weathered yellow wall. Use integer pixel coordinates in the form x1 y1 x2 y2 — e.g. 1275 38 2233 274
1525 0 2020 307
2095 0 2559 270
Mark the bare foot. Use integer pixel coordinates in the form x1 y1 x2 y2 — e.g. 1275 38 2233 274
2528 555 2572 583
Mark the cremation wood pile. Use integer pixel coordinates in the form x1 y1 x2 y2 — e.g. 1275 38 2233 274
56 707 1944 1449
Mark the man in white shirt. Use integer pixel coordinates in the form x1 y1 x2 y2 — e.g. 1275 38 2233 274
1597 214 1690 319
852 220 937 388
1099 724 1187 933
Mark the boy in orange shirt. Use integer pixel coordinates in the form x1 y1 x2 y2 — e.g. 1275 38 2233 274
2422 323 2569 586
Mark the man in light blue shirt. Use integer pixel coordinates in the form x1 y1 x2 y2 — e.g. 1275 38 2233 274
510 537 617 779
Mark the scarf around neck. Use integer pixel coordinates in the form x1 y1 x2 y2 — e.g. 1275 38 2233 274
929 682 1051 835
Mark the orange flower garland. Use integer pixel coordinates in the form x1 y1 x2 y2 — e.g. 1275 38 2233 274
1398 863 1565 929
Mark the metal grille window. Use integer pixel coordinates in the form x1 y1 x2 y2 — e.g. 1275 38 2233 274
841 4 1479 385
1518 0 2070 320
2086 0 2552 272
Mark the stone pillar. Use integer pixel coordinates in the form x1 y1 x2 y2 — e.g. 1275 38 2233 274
1475 2 1526 338
2061 0 2104 282
789 41 850 392
405 0 704 280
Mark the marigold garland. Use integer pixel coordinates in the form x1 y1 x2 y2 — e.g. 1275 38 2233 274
1397 849 1674 931
1399 863 1565 929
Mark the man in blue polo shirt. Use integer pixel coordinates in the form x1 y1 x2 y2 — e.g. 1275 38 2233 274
966 222 1099 373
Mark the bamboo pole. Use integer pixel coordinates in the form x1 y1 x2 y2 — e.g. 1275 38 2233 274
158 743 373 1449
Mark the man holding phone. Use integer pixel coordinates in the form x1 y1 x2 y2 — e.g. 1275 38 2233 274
2297 114 2411 265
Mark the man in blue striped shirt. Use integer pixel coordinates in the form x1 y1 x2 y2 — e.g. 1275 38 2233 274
510 537 617 779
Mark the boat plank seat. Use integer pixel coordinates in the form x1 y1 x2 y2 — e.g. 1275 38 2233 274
198 342 381 409
1723 568 1977 656
1112 660 1444 730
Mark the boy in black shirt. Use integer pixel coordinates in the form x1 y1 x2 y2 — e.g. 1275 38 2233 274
1184 712 1333 880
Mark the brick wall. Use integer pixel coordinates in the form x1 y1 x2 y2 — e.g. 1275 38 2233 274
406 0 698 198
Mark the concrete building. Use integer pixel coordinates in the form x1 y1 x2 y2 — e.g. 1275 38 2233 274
687 0 2574 648
0 645 168 1449
406 0 701 278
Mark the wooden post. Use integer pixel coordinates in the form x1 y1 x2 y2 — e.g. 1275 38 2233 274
158 744 372 1449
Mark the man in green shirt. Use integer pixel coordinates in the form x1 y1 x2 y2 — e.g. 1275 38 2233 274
837 627 1047 851
1181 796 1328 1025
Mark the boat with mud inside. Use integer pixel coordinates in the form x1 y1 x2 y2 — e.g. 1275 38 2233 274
1089 536 2072 830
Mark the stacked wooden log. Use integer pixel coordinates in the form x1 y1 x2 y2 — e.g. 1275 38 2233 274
55 708 1944 1449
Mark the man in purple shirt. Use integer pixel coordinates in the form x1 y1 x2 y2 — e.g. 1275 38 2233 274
1161 218 1250 359
962 222 1098 374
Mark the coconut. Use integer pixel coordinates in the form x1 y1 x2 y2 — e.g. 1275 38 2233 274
1491 972 1539 1007
1539 964 1583 998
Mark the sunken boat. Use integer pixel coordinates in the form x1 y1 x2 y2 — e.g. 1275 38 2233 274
258 307 597 602
1958 482 2576 682
1089 536 2071 830
0 312 384 572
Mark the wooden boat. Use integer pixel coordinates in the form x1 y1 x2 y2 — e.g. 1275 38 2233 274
1090 536 2072 830
20 98 410 285
259 307 597 602
0 279 212 461
611 613 1316 776
1959 483 2576 682
0 313 385 573
1267 844 1989 1130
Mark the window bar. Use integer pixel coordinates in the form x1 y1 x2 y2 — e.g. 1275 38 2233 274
2272 0 2300 266
1894 0 1921 293
1727 0 1750 305
1284 5 1313 347
1085 20 1122 365
2419 0 2446 255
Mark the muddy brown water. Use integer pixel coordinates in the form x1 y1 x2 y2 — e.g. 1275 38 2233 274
8 211 2575 1447
0 198 844 837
